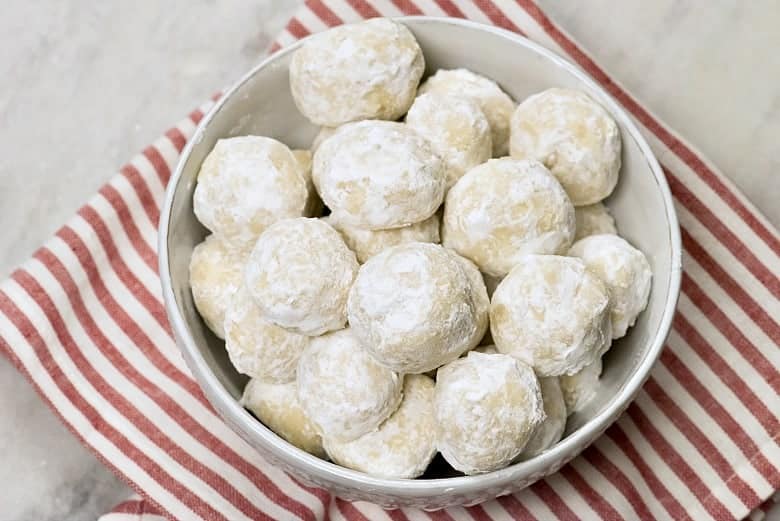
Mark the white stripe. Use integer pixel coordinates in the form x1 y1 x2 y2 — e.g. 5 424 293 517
544 470 599 518
296 4 332 32
352 501 395 520
128 154 166 207
511 489 557 520
105 173 160 253
151 136 182 173
569 457 641 520
450 0 492 25
478 500 515 521
409 0 447 17
442 506 478 521
277 29 300 48
325 0 365 24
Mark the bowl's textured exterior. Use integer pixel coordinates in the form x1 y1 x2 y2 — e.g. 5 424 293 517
159 17 682 510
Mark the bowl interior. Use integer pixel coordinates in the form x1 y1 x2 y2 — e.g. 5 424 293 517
162 17 679 490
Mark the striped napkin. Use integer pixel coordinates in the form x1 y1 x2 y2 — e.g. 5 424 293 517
1 1 777 520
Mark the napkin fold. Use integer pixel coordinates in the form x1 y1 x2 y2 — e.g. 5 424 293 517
2 1 778 520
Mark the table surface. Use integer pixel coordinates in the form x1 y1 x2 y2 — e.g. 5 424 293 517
1 1 777 519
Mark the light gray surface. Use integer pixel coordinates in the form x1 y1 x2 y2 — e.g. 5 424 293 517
0 1 777 520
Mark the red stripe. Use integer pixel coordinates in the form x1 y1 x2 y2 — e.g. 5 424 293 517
390 0 423 15
671 173 780 302
474 1 525 34
643 378 761 507
270 42 282 53
558 465 623 520
604 423 687 520
681 226 780 345
626 403 733 519
0 286 225 520
336 498 370 521
528 480 578 520
386 508 414 521
514 0 780 258
307 0 345 26
287 17 312 39
433 0 466 18
496 495 535 520
288 475 330 513
463 504 493 521
426 508 458 521
672 313 780 438
15 265 289 521
143 146 172 186
110 498 162 515
660 347 780 483
345 0 382 18
97 185 158 273
119 164 160 227
189 109 204 124
165 128 188 153
581 446 656 520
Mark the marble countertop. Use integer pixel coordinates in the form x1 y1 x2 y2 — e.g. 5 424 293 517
1 1 777 519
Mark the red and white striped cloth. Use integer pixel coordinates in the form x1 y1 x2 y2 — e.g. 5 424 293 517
1 1 777 520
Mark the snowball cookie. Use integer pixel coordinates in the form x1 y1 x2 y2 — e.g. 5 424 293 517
442 158 575 277
314 120 445 230
224 286 308 383
241 379 326 458
189 234 246 339
575 202 617 241
419 68 514 156
435 352 545 474
568 234 652 339
289 18 424 127
297 329 403 441
193 136 313 246
324 374 437 479
327 212 440 264
520 377 566 458
406 93 492 189
490 255 612 376
292 149 324 217
560 358 602 415
510 88 621 206
348 243 480 374
245 218 358 336
447 251 490 351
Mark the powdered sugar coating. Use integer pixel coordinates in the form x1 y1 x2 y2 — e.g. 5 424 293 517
296 329 403 442
189 234 246 339
314 120 445 230
241 379 326 458
574 202 617 241
419 68 514 156
520 377 566 458
568 234 652 339
442 158 575 277
447 250 490 351
559 358 602 415
292 149 324 217
510 88 621 206
348 243 479 374
323 374 437 479
490 255 612 376
244 218 358 336
435 352 545 474
326 212 440 264
289 18 424 126
406 93 492 189
193 136 312 246
224 286 308 383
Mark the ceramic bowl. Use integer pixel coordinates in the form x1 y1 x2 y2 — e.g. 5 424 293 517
159 16 682 510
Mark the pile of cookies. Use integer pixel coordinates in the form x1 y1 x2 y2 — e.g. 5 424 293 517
189 18 652 478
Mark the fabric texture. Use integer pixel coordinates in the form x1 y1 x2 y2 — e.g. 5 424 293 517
0 1 777 520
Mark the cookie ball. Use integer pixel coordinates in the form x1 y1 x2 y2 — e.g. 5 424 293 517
326 212 440 264
296 329 403 442
560 358 602 415
568 234 652 338
490 255 612 376
224 286 308 383
520 377 566 458
442 158 575 277
245 218 358 336
419 68 514 156
406 92 492 189
289 18 424 126
575 203 617 241
314 121 445 230
324 375 437 478
448 250 490 351
241 379 326 458
435 352 545 474
193 136 312 246
348 243 479 374
510 88 621 206
189 234 246 339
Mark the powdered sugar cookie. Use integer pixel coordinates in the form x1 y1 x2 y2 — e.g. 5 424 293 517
245 218 358 336
510 88 621 206
560 358 602 415
520 377 566 458
296 329 403 442
574 202 617 241
324 374 436 478
442 158 575 277
490 255 612 376
314 120 445 230
447 250 490 351
290 18 424 126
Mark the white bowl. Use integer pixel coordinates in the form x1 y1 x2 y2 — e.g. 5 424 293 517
159 17 682 510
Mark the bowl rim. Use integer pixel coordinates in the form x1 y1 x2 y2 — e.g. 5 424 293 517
159 16 682 495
